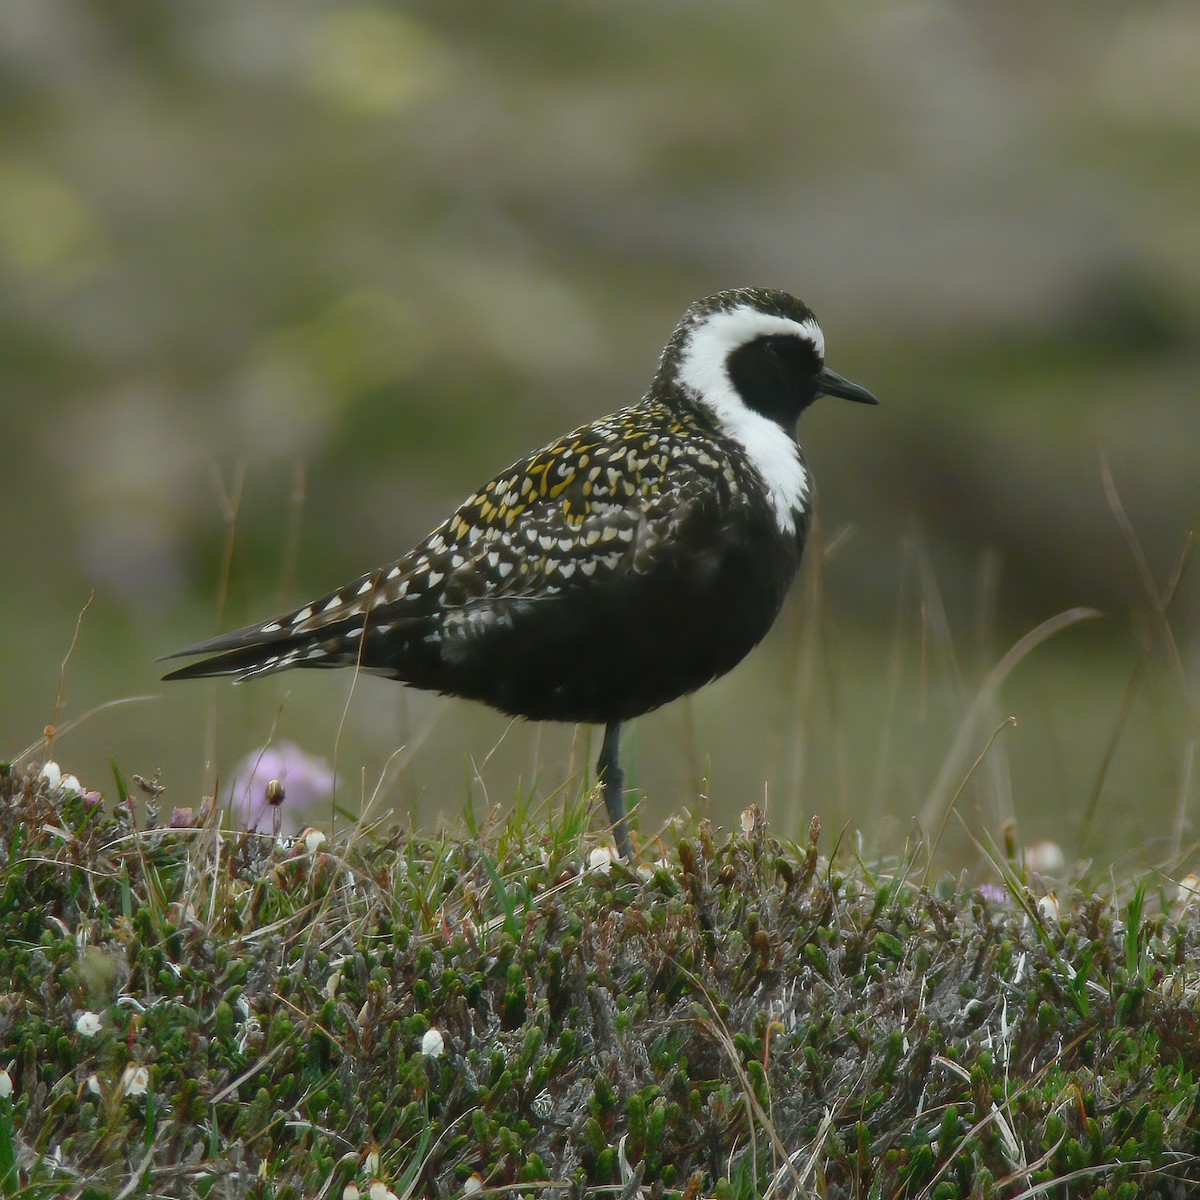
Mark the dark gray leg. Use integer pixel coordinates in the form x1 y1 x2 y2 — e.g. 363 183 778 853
596 720 633 859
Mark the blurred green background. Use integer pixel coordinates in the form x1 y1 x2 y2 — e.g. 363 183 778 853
2 1 1197 868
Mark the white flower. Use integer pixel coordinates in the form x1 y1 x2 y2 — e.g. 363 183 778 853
60 773 82 794
303 827 327 854
87 1074 102 1097
1036 892 1060 927
588 845 617 875
41 761 62 789
235 1014 262 1055
75 1011 103 1037
368 1183 399 1200
342 1185 361 1200
122 1065 150 1097
420 1027 445 1058
462 1173 484 1194
0 1069 12 1098
1025 840 1065 876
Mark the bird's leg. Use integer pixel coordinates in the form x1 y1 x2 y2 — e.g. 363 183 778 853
596 720 633 860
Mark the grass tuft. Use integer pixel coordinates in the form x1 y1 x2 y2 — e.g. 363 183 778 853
2 763 1200 1197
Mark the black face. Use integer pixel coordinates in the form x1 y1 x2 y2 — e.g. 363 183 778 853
726 334 824 430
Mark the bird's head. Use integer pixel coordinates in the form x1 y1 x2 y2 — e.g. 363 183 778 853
662 287 878 433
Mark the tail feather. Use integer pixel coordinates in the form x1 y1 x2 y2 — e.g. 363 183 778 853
162 567 431 682
161 608 429 681
160 616 359 682
161 644 303 682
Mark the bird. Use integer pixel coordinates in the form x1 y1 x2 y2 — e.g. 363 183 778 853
163 287 877 859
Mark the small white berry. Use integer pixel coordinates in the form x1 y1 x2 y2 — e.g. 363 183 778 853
420 1027 445 1058
40 761 62 789
0 1069 12 1099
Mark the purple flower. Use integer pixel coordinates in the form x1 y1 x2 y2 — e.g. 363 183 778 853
977 882 1012 907
226 741 335 833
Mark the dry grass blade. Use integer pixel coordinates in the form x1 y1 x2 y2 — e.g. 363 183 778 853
278 457 308 607
13 694 157 767
48 589 94 757
678 963 828 1198
919 607 1101 831
204 459 247 780
1079 457 1196 844
923 715 1017 886
1078 629 1151 848
1099 451 1196 720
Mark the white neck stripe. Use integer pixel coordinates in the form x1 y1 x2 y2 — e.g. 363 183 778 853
676 305 821 534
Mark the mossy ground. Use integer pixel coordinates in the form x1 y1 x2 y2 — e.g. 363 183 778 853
1 760 1199 1199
